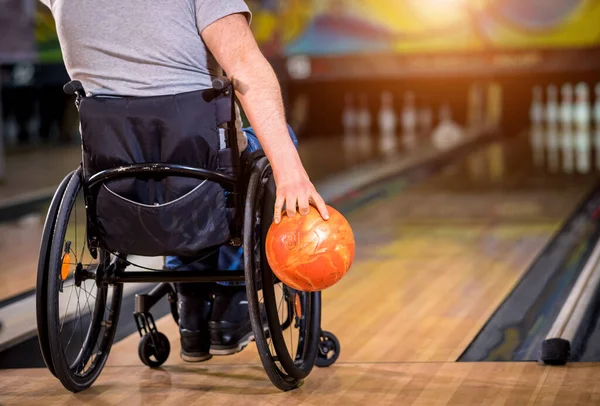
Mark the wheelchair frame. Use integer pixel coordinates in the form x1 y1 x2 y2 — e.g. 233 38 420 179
36 78 340 394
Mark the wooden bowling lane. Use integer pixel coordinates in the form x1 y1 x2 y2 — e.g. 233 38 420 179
104 135 597 370
0 214 45 302
4 362 600 405
0 144 81 302
0 145 82 206
105 221 557 367
3 133 599 403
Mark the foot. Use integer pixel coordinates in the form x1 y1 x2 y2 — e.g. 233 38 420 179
209 286 254 355
177 289 212 362
180 330 212 362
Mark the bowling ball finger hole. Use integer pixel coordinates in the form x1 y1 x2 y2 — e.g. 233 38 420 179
283 233 297 250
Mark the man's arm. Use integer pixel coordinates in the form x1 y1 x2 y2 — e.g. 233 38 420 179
201 13 328 223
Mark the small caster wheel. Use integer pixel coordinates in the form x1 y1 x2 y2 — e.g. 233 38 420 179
138 332 170 368
316 331 340 368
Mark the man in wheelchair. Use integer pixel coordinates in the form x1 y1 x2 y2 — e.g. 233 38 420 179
40 0 329 364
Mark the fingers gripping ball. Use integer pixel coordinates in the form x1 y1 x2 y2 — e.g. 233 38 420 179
265 206 355 292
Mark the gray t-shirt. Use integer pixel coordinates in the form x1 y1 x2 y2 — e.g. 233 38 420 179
40 0 252 97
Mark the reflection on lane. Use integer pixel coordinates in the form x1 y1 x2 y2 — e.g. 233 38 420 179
0 213 45 301
318 133 599 362
530 125 600 175
347 132 598 259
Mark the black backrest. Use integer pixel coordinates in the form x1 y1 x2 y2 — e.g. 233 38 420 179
78 89 235 257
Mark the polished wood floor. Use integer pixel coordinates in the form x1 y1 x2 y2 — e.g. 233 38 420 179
3 362 600 405
106 173 564 368
0 215 44 301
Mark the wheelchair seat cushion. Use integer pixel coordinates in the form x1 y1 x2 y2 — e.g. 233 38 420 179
78 89 233 257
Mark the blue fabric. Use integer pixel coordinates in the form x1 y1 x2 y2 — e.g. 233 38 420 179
165 125 298 280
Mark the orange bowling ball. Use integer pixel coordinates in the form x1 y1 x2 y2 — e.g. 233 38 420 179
265 205 355 292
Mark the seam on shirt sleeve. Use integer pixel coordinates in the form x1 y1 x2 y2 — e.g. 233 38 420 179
196 0 253 34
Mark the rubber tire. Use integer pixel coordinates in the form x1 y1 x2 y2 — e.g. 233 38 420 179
255 157 320 379
138 332 171 368
45 167 123 392
36 170 74 378
261 277 320 379
260 164 321 379
244 157 320 391
315 331 341 368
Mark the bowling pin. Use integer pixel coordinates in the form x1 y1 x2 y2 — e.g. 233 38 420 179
529 86 544 128
401 91 417 148
561 127 575 174
559 83 573 131
356 94 372 154
594 126 600 171
530 125 545 168
401 91 417 134
546 124 560 173
573 82 591 131
377 91 397 155
546 84 559 127
594 82 600 129
575 127 591 173
342 93 359 165
432 104 463 150
572 83 592 173
342 93 357 135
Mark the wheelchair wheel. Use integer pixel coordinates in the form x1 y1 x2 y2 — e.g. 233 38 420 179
244 157 321 391
36 170 75 378
138 332 170 368
315 331 340 368
38 167 124 393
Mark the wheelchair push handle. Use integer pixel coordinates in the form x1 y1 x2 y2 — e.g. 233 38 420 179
64 78 227 97
63 80 86 98
212 76 232 92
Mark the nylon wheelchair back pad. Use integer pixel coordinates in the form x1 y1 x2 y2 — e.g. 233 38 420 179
79 89 234 257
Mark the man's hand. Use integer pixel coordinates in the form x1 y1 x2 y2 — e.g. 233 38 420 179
273 166 329 224
202 13 329 224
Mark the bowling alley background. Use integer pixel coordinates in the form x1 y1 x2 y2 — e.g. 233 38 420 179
249 0 600 140
3 0 600 147
3 0 600 402
250 0 600 56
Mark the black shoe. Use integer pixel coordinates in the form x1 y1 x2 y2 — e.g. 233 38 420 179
177 285 213 362
180 330 212 362
209 286 254 356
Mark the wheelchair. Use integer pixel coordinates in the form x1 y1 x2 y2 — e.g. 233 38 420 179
35 78 340 393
